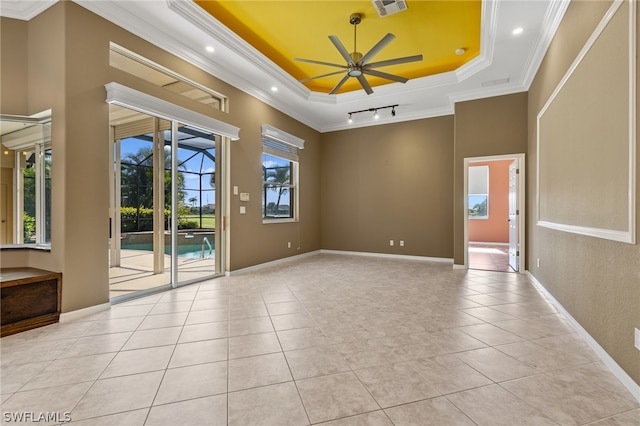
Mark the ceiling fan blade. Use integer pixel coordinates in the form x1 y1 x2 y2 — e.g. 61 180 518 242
328 35 356 66
367 54 424 69
294 57 347 69
356 74 374 95
363 69 408 83
359 33 396 65
299 70 347 83
329 74 351 95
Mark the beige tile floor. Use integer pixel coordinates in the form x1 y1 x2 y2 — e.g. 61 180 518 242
1 254 638 425
468 243 512 273
109 249 217 299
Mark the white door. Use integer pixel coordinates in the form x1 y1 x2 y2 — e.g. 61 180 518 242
508 160 519 271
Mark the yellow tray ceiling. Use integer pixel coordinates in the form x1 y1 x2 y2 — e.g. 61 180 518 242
196 0 481 94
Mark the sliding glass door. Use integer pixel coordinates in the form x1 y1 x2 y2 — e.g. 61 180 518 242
109 108 223 301
174 124 219 285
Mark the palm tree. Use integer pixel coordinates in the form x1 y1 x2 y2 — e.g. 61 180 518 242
121 145 186 210
264 165 291 216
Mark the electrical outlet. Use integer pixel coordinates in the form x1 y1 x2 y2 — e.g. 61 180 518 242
400 240 404 246
537 258 540 268
287 242 291 249
635 328 640 351
390 240 394 246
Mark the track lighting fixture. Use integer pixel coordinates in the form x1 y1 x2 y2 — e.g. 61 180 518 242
346 104 398 123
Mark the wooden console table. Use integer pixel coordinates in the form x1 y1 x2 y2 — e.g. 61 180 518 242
1 268 62 337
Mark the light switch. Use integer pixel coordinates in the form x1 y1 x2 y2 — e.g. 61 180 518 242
233 186 239 195
240 206 246 214
240 192 250 202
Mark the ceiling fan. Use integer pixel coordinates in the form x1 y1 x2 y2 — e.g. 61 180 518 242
294 13 423 95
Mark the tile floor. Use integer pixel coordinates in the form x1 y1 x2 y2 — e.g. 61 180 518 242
1 254 638 425
468 243 513 273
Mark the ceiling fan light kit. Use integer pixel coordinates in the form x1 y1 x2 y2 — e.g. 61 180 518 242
294 12 423 95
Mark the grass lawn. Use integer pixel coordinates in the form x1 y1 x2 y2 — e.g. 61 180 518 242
184 214 216 229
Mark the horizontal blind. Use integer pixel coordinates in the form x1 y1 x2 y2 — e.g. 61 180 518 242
261 124 304 161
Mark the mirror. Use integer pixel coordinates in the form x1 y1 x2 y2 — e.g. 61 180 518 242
0 111 52 247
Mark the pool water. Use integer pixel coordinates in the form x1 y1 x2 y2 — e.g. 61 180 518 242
121 243 214 259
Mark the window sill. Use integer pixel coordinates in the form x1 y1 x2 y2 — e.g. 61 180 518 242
262 218 298 225
0 244 52 251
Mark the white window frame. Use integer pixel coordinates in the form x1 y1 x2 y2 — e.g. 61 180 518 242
261 125 303 224
468 165 489 220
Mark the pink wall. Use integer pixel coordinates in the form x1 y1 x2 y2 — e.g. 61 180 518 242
468 160 511 242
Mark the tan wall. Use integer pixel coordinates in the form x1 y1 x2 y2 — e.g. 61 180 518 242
0 18 28 114
0 2 321 311
528 0 639 386
227 96 321 270
453 93 528 265
320 116 454 258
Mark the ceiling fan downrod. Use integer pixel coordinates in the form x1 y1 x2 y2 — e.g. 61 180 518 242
350 13 362 59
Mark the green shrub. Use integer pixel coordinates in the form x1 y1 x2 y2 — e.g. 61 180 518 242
23 212 35 241
120 207 197 231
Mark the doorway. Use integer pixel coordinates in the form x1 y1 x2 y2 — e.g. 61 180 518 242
108 105 225 301
464 154 525 273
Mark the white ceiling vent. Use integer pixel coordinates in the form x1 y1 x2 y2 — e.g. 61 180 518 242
372 0 408 17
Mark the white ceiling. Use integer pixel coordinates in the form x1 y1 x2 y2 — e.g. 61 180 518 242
1 0 569 133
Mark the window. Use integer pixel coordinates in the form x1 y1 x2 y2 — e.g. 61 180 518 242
1 115 51 245
468 165 488 219
261 125 304 222
110 43 227 112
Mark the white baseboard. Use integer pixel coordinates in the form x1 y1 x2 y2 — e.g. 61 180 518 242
227 250 321 276
453 264 467 269
320 249 453 263
527 272 640 403
227 249 454 277
59 302 111 323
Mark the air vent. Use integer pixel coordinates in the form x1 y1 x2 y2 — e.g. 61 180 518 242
372 0 408 17
481 78 511 87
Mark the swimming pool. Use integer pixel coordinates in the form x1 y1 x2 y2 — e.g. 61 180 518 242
121 242 214 259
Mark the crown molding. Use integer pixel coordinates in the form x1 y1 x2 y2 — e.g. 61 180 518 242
0 0 56 20
167 0 308 99
456 0 497 81
324 105 454 132
521 0 571 89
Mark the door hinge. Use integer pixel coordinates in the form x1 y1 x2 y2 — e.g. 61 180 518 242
222 215 227 231
516 250 520 257
516 168 520 174
516 209 519 215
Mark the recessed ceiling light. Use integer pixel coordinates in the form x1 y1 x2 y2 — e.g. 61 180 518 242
205 46 215 53
271 86 278 92
512 27 524 35
455 48 466 56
